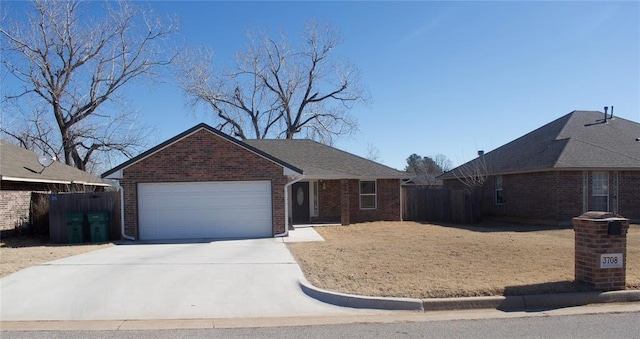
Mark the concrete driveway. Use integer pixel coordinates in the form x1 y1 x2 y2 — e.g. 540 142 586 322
0 237 374 321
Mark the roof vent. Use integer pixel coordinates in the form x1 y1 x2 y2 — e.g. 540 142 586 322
610 105 614 119
477 150 484 157
604 106 608 123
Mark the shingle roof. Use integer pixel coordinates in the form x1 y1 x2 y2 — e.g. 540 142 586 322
102 123 407 180
245 139 409 179
0 139 110 187
439 110 640 179
101 123 302 178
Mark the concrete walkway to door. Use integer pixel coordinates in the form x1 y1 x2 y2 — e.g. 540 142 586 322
0 237 380 321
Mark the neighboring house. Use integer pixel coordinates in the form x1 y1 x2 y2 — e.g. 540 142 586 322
0 139 110 231
101 123 409 241
439 110 640 225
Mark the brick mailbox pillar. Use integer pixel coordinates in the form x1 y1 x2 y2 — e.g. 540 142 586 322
573 212 629 291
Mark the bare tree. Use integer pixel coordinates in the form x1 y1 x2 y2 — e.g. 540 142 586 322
433 153 453 173
450 153 488 223
365 142 381 162
452 153 488 193
1 0 178 171
405 153 452 185
177 21 366 144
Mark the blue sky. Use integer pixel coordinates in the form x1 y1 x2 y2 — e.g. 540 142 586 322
4 1 639 170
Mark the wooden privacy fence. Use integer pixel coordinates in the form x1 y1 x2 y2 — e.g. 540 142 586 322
402 187 474 224
48 191 121 243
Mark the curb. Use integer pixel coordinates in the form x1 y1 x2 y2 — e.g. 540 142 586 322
298 279 640 312
299 278 424 311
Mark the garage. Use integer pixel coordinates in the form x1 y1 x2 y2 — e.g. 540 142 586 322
138 181 272 240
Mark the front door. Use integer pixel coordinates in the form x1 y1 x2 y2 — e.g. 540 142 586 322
292 182 310 224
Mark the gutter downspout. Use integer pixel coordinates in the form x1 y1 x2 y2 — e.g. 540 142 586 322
275 174 305 237
114 180 135 241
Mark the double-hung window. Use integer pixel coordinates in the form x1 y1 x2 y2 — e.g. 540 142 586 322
495 176 505 205
360 180 376 209
591 172 609 212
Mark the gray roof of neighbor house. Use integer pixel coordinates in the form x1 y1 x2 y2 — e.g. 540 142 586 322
0 139 110 187
245 139 409 179
439 110 640 180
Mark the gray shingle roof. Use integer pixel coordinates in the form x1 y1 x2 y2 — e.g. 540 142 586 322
440 110 640 179
1 139 110 187
101 123 302 178
244 139 409 179
102 123 408 180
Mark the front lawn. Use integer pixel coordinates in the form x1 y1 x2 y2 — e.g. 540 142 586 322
0 236 113 278
286 221 640 298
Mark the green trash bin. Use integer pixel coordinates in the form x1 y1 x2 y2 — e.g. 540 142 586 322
66 212 84 244
88 212 109 243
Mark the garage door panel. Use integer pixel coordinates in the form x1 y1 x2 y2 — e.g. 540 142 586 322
138 181 272 240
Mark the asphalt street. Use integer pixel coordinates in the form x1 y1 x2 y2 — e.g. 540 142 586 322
3 311 640 339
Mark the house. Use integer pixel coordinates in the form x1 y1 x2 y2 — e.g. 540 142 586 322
101 123 409 241
439 110 640 225
0 139 111 232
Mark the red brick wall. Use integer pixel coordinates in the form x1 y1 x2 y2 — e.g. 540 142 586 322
494 171 582 222
348 179 401 223
445 171 584 224
619 171 640 221
315 180 341 222
120 129 287 238
314 179 401 224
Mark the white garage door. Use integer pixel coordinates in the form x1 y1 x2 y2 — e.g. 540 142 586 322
138 181 272 240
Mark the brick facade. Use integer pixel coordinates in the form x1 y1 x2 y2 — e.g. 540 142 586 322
444 170 640 224
482 171 583 223
314 180 342 222
0 191 31 231
120 129 288 238
311 179 401 225
618 171 640 221
347 179 401 223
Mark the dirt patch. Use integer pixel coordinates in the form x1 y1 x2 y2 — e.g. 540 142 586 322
0 236 114 278
287 222 640 298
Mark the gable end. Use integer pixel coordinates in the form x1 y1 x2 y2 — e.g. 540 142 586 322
102 123 302 178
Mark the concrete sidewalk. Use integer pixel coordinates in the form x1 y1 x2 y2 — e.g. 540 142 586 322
281 226 326 243
2 302 638 331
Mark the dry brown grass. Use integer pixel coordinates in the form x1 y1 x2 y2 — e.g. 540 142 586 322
0 236 113 278
287 221 640 298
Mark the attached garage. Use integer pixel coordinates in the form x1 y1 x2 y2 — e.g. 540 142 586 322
138 181 272 240
101 123 406 241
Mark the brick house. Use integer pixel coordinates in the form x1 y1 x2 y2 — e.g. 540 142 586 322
439 110 640 225
101 123 409 241
0 139 110 232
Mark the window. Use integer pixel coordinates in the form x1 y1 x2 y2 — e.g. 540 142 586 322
312 181 319 217
592 172 609 212
360 180 376 209
495 176 505 205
